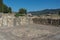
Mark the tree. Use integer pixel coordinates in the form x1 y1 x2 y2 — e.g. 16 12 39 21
8 7 12 13
2 4 9 13
24 9 27 14
15 8 27 17
0 0 3 12
0 0 12 13
2 4 12 13
19 8 27 14
59 11 60 15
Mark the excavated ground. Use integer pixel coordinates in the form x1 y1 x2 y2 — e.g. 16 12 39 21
0 23 60 40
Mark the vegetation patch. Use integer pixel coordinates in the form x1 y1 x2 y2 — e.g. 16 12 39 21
15 13 25 17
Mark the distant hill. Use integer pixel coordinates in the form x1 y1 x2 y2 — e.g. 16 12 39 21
29 9 60 15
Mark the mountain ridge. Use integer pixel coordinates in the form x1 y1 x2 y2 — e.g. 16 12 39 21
29 9 60 15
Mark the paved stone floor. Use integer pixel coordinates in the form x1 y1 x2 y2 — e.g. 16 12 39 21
0 23 60 40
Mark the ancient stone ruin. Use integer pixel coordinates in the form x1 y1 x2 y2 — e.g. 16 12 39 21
32 16 60 26
0 13 33 27
0 13 60 27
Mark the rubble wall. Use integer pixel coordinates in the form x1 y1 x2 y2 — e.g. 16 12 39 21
0 14 33 27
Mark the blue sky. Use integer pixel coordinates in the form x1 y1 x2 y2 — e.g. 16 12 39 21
3 0 60 12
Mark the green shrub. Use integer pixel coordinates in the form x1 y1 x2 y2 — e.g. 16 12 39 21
15 13 25 17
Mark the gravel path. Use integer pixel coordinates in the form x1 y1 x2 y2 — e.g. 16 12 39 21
0 23 60 40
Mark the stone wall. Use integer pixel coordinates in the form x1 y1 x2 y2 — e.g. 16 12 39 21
32 18 60 26
0 13 60 27
0 13 33 27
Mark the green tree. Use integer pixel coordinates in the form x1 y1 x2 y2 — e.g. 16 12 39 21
2 4 12 13
0 0 12 13
2 4 9 13
15 8 27 17
0 0 3 12
19 8 27 14
8 7 12 13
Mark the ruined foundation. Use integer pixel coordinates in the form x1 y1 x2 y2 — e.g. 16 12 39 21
0 13 33 27
32 18 60 26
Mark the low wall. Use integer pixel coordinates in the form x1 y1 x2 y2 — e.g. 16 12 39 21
0 13 59 27
0 14 33 27
32 18 60 26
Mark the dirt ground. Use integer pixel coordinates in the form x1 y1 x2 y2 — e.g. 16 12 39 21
0 23 60 40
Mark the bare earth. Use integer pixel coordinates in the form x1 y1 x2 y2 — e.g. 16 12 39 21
0 23 60 40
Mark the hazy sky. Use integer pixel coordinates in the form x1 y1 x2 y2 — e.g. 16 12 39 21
3 0 60 12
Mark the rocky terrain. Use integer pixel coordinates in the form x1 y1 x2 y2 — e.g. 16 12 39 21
0 23 60 40
0 14 60 40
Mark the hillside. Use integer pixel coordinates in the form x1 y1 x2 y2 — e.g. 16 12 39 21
29 9 60 15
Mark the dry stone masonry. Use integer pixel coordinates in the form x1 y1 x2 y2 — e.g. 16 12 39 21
32 17 60 26
0 13 33 27
0 13 59 27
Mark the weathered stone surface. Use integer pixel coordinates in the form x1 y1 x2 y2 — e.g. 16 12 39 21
0 13 60 40
0 23 60 40
3 15 8 27
32 18 60 26
0 14 33 27
20 17 28 25
0 18 2 27
8 18 14 27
